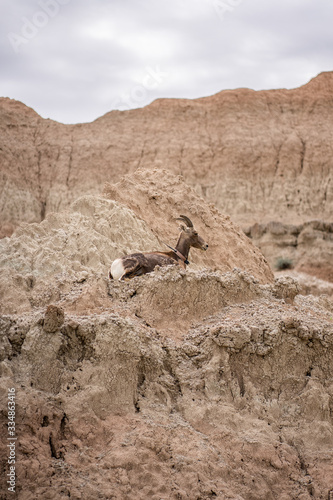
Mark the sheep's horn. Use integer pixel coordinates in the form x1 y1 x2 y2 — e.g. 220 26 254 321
176 215 193 228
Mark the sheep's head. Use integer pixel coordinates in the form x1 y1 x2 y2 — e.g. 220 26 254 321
176 215 208 251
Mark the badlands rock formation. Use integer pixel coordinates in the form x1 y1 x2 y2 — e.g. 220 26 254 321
1 277 333 499
1 71 333 237
1 76 333 499
0 170 333 499
245 220 333 282
0 169 273 317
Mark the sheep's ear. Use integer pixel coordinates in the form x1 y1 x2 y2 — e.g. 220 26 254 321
179 224 186 231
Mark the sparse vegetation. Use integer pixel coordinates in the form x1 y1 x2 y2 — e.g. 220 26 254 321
275 257 294 270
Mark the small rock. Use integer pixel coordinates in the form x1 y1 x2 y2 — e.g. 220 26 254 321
43 304 65 333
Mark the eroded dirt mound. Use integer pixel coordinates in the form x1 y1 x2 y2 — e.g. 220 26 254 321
108 266 270 339
0 195 159 314
245 219 333 282
276 270 333 297
0 172 332 498
0 169 273 315
0 274 332 499
104 168 273 283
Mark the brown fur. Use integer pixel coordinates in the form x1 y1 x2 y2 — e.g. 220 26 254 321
110 216 208 280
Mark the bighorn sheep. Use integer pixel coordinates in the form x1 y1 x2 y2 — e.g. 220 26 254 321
109 215 208 280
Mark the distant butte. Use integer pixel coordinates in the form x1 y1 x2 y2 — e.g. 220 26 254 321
1 71 333 237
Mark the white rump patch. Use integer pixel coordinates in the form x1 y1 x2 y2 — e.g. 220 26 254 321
110 258 125 281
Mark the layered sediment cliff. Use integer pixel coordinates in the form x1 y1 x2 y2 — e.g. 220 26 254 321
1 77 333 499
1 71 333 237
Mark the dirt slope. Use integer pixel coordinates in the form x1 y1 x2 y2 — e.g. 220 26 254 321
245 220 333 282
0 268 332 499
0 169 332 499
1 71 333 237
0 169 272 318
1 77 333 500
103 168 273 283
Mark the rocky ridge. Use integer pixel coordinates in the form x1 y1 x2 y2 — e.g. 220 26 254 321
0 169 273 317
245 219 333 282
0 170 333 499
1 71 333 237
1 77 333 499
1 267 333 499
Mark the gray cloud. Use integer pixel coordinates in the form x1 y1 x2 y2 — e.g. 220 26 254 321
1 0 332 123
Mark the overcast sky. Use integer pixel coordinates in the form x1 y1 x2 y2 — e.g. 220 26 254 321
1 0 332 124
